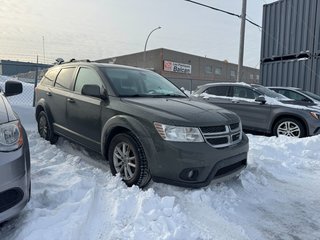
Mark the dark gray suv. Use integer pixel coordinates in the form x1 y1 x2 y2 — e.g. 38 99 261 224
0 81 31 223
35 61 248 188
193 83 320 138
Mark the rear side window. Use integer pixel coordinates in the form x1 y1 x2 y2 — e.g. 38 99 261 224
54 68 76 90
205 86 228 96
233 86 259 99
41 68 60 86
74 68 103 93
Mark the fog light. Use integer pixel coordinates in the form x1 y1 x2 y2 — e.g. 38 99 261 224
180 168 199 181
188 170 195 179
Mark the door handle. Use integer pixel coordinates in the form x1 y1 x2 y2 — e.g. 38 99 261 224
46 92 52 96
67 98 75 103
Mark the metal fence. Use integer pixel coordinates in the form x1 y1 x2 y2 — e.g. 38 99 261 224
0 61 51 106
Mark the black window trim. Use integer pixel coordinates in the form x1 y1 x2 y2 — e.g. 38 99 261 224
53 66 77 92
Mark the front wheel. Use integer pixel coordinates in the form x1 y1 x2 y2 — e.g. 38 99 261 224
108 133 151 188
37 111 59 144
273 118 306 138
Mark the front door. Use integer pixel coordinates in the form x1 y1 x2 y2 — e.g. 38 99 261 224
66 67 105 152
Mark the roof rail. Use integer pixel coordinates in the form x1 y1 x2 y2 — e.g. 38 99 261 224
54 58 91 65
69 59 91 63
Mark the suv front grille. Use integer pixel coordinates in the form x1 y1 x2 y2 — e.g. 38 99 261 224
200 123 242 148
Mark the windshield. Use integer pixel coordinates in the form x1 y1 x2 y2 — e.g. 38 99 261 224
101 67 186 98
302 90 320 101
253 85 288 100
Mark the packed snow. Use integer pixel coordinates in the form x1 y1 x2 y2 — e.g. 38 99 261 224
0 77 320 240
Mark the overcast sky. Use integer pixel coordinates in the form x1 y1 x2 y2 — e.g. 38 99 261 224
0 0 276 68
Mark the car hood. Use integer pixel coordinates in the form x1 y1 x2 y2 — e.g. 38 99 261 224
122 97 240 126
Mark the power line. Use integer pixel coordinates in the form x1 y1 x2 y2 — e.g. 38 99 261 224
183 0 261 28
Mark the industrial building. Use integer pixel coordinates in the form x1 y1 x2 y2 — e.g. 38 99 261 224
0 60 51 76
97 48 260 90
261 0 320 94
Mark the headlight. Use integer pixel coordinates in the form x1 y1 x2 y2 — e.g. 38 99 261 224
310 112 320 120
0 121 23 152
154 122 204 142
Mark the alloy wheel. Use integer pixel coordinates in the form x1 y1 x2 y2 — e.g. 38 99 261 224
38 115 48 139
276 121 301 137
113 142 137 180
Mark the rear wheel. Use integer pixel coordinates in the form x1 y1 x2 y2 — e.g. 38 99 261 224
273 118 306 138
37 111 58 144
108 132 151 188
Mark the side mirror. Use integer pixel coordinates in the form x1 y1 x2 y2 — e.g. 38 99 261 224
5 81 23 97
82 84 107 100
255 95 266 104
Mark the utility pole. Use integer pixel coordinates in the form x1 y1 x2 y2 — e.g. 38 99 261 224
237 0 247 82
33 55 39 107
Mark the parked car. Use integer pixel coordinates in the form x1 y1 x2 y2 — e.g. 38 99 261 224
0 81 31 223
35 60 248 188
269 87 320 106
192 82 320 138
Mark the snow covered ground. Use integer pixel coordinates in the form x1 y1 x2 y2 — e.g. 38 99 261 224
0 77 320 240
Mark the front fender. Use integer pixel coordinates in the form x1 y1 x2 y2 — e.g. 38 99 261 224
101 115 158 172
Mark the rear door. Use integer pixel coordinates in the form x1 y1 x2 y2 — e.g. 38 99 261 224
66 67 105 152
50 67 76 132
227 86 271 131
201 85 232 108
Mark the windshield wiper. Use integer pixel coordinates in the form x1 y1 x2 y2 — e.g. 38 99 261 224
120 94 149 98
150 94 187 98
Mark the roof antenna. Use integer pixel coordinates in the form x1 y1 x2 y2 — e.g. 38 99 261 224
55 58 64 65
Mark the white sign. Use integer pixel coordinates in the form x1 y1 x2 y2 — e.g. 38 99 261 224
163 60 192 74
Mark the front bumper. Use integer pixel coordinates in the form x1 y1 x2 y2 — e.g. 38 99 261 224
147 133 249 188
0 143 30 223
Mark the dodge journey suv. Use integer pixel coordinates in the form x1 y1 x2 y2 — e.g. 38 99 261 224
35 60 248 188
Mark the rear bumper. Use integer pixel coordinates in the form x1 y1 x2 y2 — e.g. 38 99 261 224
0 142 30 223
147 133 249 188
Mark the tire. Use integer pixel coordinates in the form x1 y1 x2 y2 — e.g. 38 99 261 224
273 118 306 138
108 132 151 188
37 111 59 144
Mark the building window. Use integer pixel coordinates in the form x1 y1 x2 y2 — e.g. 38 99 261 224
205 65 213 74
215 67 222 75
230 70 236 78
256 75 260 80
250 74 254 80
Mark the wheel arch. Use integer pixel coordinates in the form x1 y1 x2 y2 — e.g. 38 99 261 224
271 114 309 136
101 115 155 162
35 99 53 124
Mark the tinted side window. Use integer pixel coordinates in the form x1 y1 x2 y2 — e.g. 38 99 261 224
205 86 228 96
74 68 103 93
279 90 308 101
41 68 60 86
233 86 258 99
54 68 76 90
